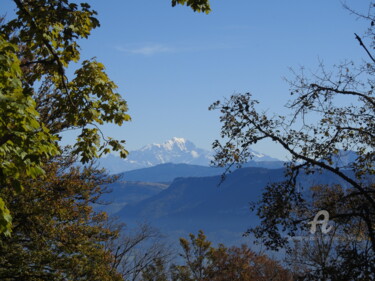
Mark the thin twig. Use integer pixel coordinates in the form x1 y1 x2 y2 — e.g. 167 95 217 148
355 33 375 63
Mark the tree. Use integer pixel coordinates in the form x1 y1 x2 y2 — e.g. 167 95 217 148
171 230 212 281
0 0 211 234
0 151 174 280
169 230 291 281
108 223 171 281
0 0 212 278
286 185 375 280
141 258 170 281
209 2 374 277
0 152 124 280
0 28 59 235
0 0 129 235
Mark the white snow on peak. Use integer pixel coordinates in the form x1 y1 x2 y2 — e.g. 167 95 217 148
138 137 190 152
171 137 186 143
162 137 188 151
140 143 158 151
250 151 264 158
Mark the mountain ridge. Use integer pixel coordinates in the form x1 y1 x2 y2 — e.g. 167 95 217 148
98 137 281 174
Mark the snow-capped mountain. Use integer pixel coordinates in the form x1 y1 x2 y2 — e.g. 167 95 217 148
97 137 280 174
127 137 212 168
97 137 211 173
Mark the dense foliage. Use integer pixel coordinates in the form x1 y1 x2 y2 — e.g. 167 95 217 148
0 154 123 280
171 230 291 281
0 0 130 234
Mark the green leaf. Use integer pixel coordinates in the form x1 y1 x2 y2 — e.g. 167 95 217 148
0 197 12 236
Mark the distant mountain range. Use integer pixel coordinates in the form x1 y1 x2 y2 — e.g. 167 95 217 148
117 167 284 222
117 167 352 222
98 162 285 215
108 165 353 246
95 138 362 246
97 137 282 174
95 145 362 246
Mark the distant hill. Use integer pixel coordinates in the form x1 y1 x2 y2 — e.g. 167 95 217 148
119 163 225 183
116 167 284 222
115 167 285 246
118 160 286 183
97 137 282 174
97 181 168 215
114 166 354 246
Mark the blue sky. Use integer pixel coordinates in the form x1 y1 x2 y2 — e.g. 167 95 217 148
3 0 371 159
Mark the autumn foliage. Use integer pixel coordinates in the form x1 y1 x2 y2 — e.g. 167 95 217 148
0 154 123 280
166 231 292 281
